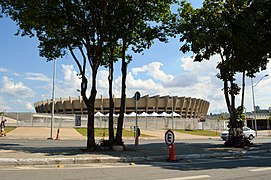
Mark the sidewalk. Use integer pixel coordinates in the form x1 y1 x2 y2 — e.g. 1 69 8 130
0 127 270 166
6 127 220 140
6 127 86 140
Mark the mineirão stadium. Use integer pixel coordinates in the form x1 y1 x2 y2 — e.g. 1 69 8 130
34 95 209 118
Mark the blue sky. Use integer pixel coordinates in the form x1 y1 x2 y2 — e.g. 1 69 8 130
1 0 271 114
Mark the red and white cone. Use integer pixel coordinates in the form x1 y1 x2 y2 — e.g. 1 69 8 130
168 144 176 161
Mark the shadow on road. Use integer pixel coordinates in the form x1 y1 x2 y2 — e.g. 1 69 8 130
0 139 270 170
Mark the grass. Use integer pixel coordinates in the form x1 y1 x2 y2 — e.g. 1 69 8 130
5 126 16 133
75 128 152 137
175 129 220 136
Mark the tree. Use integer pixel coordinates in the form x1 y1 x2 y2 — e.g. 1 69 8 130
100 1 122 145
113 0 177 145
1 0 115 150
1 0 177 149
178 0 271 147
97 0 176 146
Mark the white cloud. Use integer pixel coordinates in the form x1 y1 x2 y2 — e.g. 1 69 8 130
0 96 11 112
25 102 35 111
127 57 223 112
0 76 35 98
54 64 81 98
97 70 109 89
13 73 20 76
13 99 35 112
244 69 271 112
113 72 165 98
0 68 7 72
25 72 51 82
180 55 220 76
164 72 198 87
112 60 221 111
62 64 81 87
131 62 174 83
42 55 271 115
175 55 271 113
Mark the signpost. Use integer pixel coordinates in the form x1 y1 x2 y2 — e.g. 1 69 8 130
134 91 140 146
165 129 176 161
165 129 175 146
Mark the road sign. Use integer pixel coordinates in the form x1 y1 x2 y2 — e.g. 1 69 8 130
165 129 175 146
134 91 140 101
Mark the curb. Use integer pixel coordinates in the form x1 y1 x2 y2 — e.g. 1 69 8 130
0 149 270 167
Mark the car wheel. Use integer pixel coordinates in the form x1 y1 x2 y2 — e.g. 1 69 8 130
249 135 254 140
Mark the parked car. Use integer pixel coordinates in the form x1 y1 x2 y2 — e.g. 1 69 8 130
220 127 256 141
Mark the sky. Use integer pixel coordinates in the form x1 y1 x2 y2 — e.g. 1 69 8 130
1 0 271 114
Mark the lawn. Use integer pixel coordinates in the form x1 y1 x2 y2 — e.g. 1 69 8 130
75 128 152 137
175 129 220 136
5 126 16 133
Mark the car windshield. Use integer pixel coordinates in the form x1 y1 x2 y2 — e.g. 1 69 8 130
243 127 250 131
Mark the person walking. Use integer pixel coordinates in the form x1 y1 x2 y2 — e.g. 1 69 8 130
0 119 7 137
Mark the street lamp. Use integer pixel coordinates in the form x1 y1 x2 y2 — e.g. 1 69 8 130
48 59 56 140
134 91 140 146
251 74 269 137
171 96 174 130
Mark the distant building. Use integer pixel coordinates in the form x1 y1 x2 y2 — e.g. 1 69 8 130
34 95 210 119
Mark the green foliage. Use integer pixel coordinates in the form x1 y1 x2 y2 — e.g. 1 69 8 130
178 0 271 129
179 0 270 78
75 128 151 138
1 0 176 149
228 106 245 128
175 129 219 137
5 126 16 133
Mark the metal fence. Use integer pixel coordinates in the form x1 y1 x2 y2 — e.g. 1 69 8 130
3 112 228 131
3 112 271 138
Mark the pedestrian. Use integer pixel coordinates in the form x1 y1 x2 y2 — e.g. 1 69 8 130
0 119 7 137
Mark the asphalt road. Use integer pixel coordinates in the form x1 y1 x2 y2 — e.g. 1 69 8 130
0 152 270 180
0 138 270 159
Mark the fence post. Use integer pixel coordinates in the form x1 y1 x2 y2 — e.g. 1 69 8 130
60 114 62 127
16 113 19 127
31 113 33 127
124 115 127 129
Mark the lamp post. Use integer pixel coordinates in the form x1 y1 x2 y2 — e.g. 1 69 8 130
48 59 56 140
134 91 140 146
251 74 269 137
171 96 174 130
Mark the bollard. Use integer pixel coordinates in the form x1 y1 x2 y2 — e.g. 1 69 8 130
55 128 60 140
165 129 177 161
168 144 176 161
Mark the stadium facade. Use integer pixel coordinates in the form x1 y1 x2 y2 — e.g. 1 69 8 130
34 95 210 119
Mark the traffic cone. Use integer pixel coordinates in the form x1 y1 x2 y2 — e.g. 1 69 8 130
168 144 177 161
55 128 60 140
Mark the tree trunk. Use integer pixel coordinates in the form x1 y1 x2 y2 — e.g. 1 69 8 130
86 68 98 150
241 71 246 109
224 74 249 147
108 57 114 142
115 44 127 145
86 105 95 150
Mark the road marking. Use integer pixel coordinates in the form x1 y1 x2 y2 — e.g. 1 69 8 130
157 175 210 180
250 167 271 172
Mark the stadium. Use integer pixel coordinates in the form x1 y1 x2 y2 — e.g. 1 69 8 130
34 95 210 119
